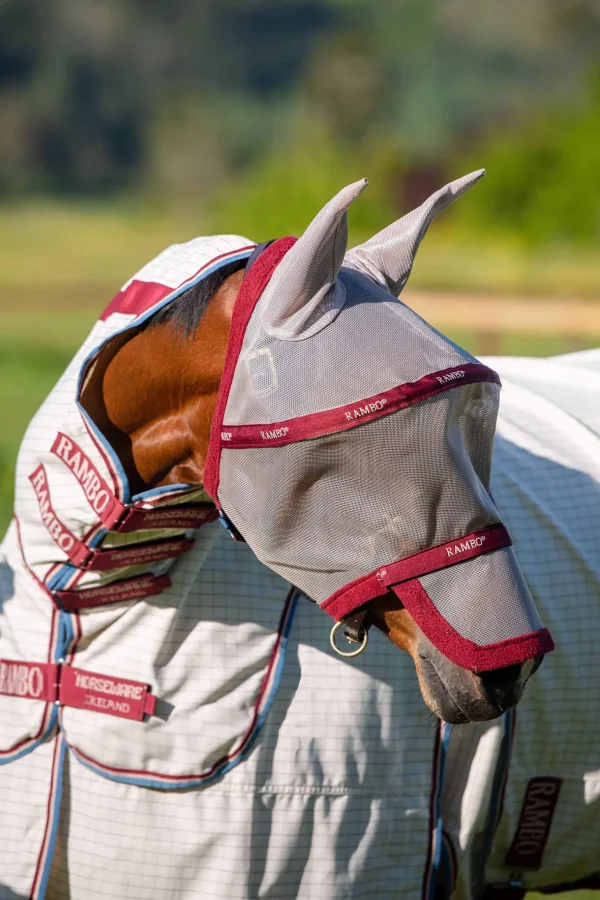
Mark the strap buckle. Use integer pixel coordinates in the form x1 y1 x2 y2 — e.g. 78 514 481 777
330 610 371 658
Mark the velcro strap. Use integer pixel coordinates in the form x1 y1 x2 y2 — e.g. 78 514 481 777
0 659 156 721
55 574 171 610
70 537 194 571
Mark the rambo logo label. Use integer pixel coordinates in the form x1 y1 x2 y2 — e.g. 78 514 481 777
446 535 486 557
344 399 387 421
0 660 46 699
505 777 562 869
436 369 465 385
51 433 115 518
260 427 290 440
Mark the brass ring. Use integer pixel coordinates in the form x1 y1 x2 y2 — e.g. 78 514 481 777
329 619 369 658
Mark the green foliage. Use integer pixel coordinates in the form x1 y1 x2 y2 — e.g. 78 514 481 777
209 121 399 242
452 72 600 245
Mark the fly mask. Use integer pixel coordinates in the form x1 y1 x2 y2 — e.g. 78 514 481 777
205 172 554 673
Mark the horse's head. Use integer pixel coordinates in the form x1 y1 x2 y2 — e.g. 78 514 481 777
93 172 553 724
201 172 553 723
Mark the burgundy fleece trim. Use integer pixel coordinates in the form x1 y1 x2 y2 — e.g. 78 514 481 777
204 237 297 502
220 363 501 448
392 579 554 672
321 524 512 619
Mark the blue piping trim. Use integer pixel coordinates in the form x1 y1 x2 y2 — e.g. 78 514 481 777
56 610 74 660
67 590 299 790
36 735 66 900
47 528 107 592
426 721 451 900
75 249 254 505
131 483 196 502
0 708 58 766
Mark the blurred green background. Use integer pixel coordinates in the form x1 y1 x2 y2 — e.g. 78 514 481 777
0 3 598 894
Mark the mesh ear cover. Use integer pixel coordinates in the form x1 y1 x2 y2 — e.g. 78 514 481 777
206 240 554 672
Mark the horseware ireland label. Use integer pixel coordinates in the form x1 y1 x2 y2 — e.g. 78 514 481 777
55 574 172 610
115 505 218 533
60 666 156 721
0 660 156 721
83 537 194 571
504 777 562 869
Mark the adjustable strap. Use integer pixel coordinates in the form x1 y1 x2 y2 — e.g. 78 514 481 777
55 573 172 611
343 609 371 643
0 659 156 721
68 536 195 571
113 503 218 533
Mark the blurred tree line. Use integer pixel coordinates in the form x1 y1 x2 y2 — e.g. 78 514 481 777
1 0 600 243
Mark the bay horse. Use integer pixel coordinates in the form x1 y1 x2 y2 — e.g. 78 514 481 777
0 172 597 900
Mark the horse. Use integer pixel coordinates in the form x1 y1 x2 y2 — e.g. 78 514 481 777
0 171 597 900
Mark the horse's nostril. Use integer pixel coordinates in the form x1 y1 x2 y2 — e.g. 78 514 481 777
479 663 523 706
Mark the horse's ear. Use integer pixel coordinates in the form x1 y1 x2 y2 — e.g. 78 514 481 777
344 169 485 296
260 179 368 340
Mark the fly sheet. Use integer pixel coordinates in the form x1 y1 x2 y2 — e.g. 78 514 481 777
0 228 456 900
443 349 600 898
205 174 553 672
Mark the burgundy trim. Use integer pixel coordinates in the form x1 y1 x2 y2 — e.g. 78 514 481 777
99 280 172 321
393 579 554 671
220 364 501 449
55 574 171 610
80 411 123 499
322 525 513 620
98 245 256 321
205 237 297 502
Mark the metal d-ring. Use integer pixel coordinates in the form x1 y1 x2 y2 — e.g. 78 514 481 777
329 619 369 658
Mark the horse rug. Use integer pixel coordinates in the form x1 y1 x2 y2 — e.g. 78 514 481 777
443 349 600 898
0 233 458 900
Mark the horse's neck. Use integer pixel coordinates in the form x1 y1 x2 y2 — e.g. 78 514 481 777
79 272 242 494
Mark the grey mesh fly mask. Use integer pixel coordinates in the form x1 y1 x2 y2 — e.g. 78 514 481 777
205 172 554 673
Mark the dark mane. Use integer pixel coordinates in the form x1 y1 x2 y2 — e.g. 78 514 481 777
146 257 247 337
